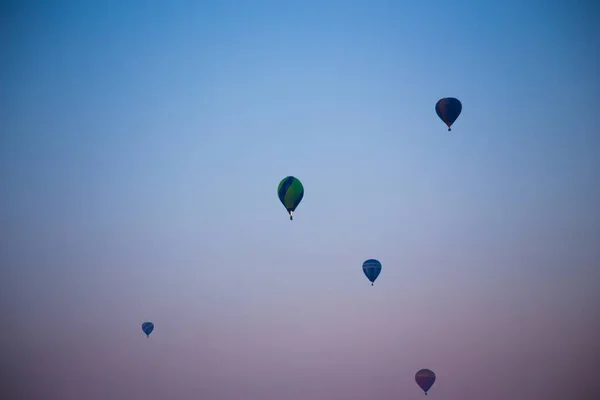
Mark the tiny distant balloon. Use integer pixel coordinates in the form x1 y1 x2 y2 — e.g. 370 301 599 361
362 259 382 286
277 176 304 220
142 322 154 337
415 369 436 395
435 97 462 131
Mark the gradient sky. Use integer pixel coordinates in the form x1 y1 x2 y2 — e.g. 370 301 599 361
1 1 599 399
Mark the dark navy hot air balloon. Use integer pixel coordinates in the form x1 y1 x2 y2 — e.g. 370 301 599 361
277 176 304 220
415 369 436 395
362 259 382 286
435 97 462 131
142 322 154 338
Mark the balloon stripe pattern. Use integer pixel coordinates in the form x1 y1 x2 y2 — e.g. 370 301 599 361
362 259 382 285
435 97 462 131
277 176 304 220
415 369 436 395
142 322 154 337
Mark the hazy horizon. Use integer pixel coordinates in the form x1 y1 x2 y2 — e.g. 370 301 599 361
1 1 599 399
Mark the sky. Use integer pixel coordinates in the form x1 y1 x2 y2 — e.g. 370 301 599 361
1 0 599 399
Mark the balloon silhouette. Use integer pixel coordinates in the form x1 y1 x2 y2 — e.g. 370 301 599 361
435 97 462 131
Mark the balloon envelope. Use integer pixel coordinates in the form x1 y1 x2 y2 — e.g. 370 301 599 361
142 322 154 337
362 259 382 285
415 369 436 394
278 176 304 220
435 97 462 130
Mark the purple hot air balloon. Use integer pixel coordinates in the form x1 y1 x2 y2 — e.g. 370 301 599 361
415 368 436 395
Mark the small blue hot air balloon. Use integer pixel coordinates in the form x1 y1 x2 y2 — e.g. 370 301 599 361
415 369 436 395
362 259 382 286
435 97 462 131
142 322 154 337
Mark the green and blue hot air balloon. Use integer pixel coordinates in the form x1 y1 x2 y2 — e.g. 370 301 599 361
277 176 304 220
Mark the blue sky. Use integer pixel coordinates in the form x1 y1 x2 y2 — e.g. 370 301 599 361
1 1 599 399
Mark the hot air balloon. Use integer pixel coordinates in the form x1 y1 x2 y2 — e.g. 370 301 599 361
435 97 462 131
415 369 436 395
362 259 382 286
277 176 304 220
142 322 154 337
